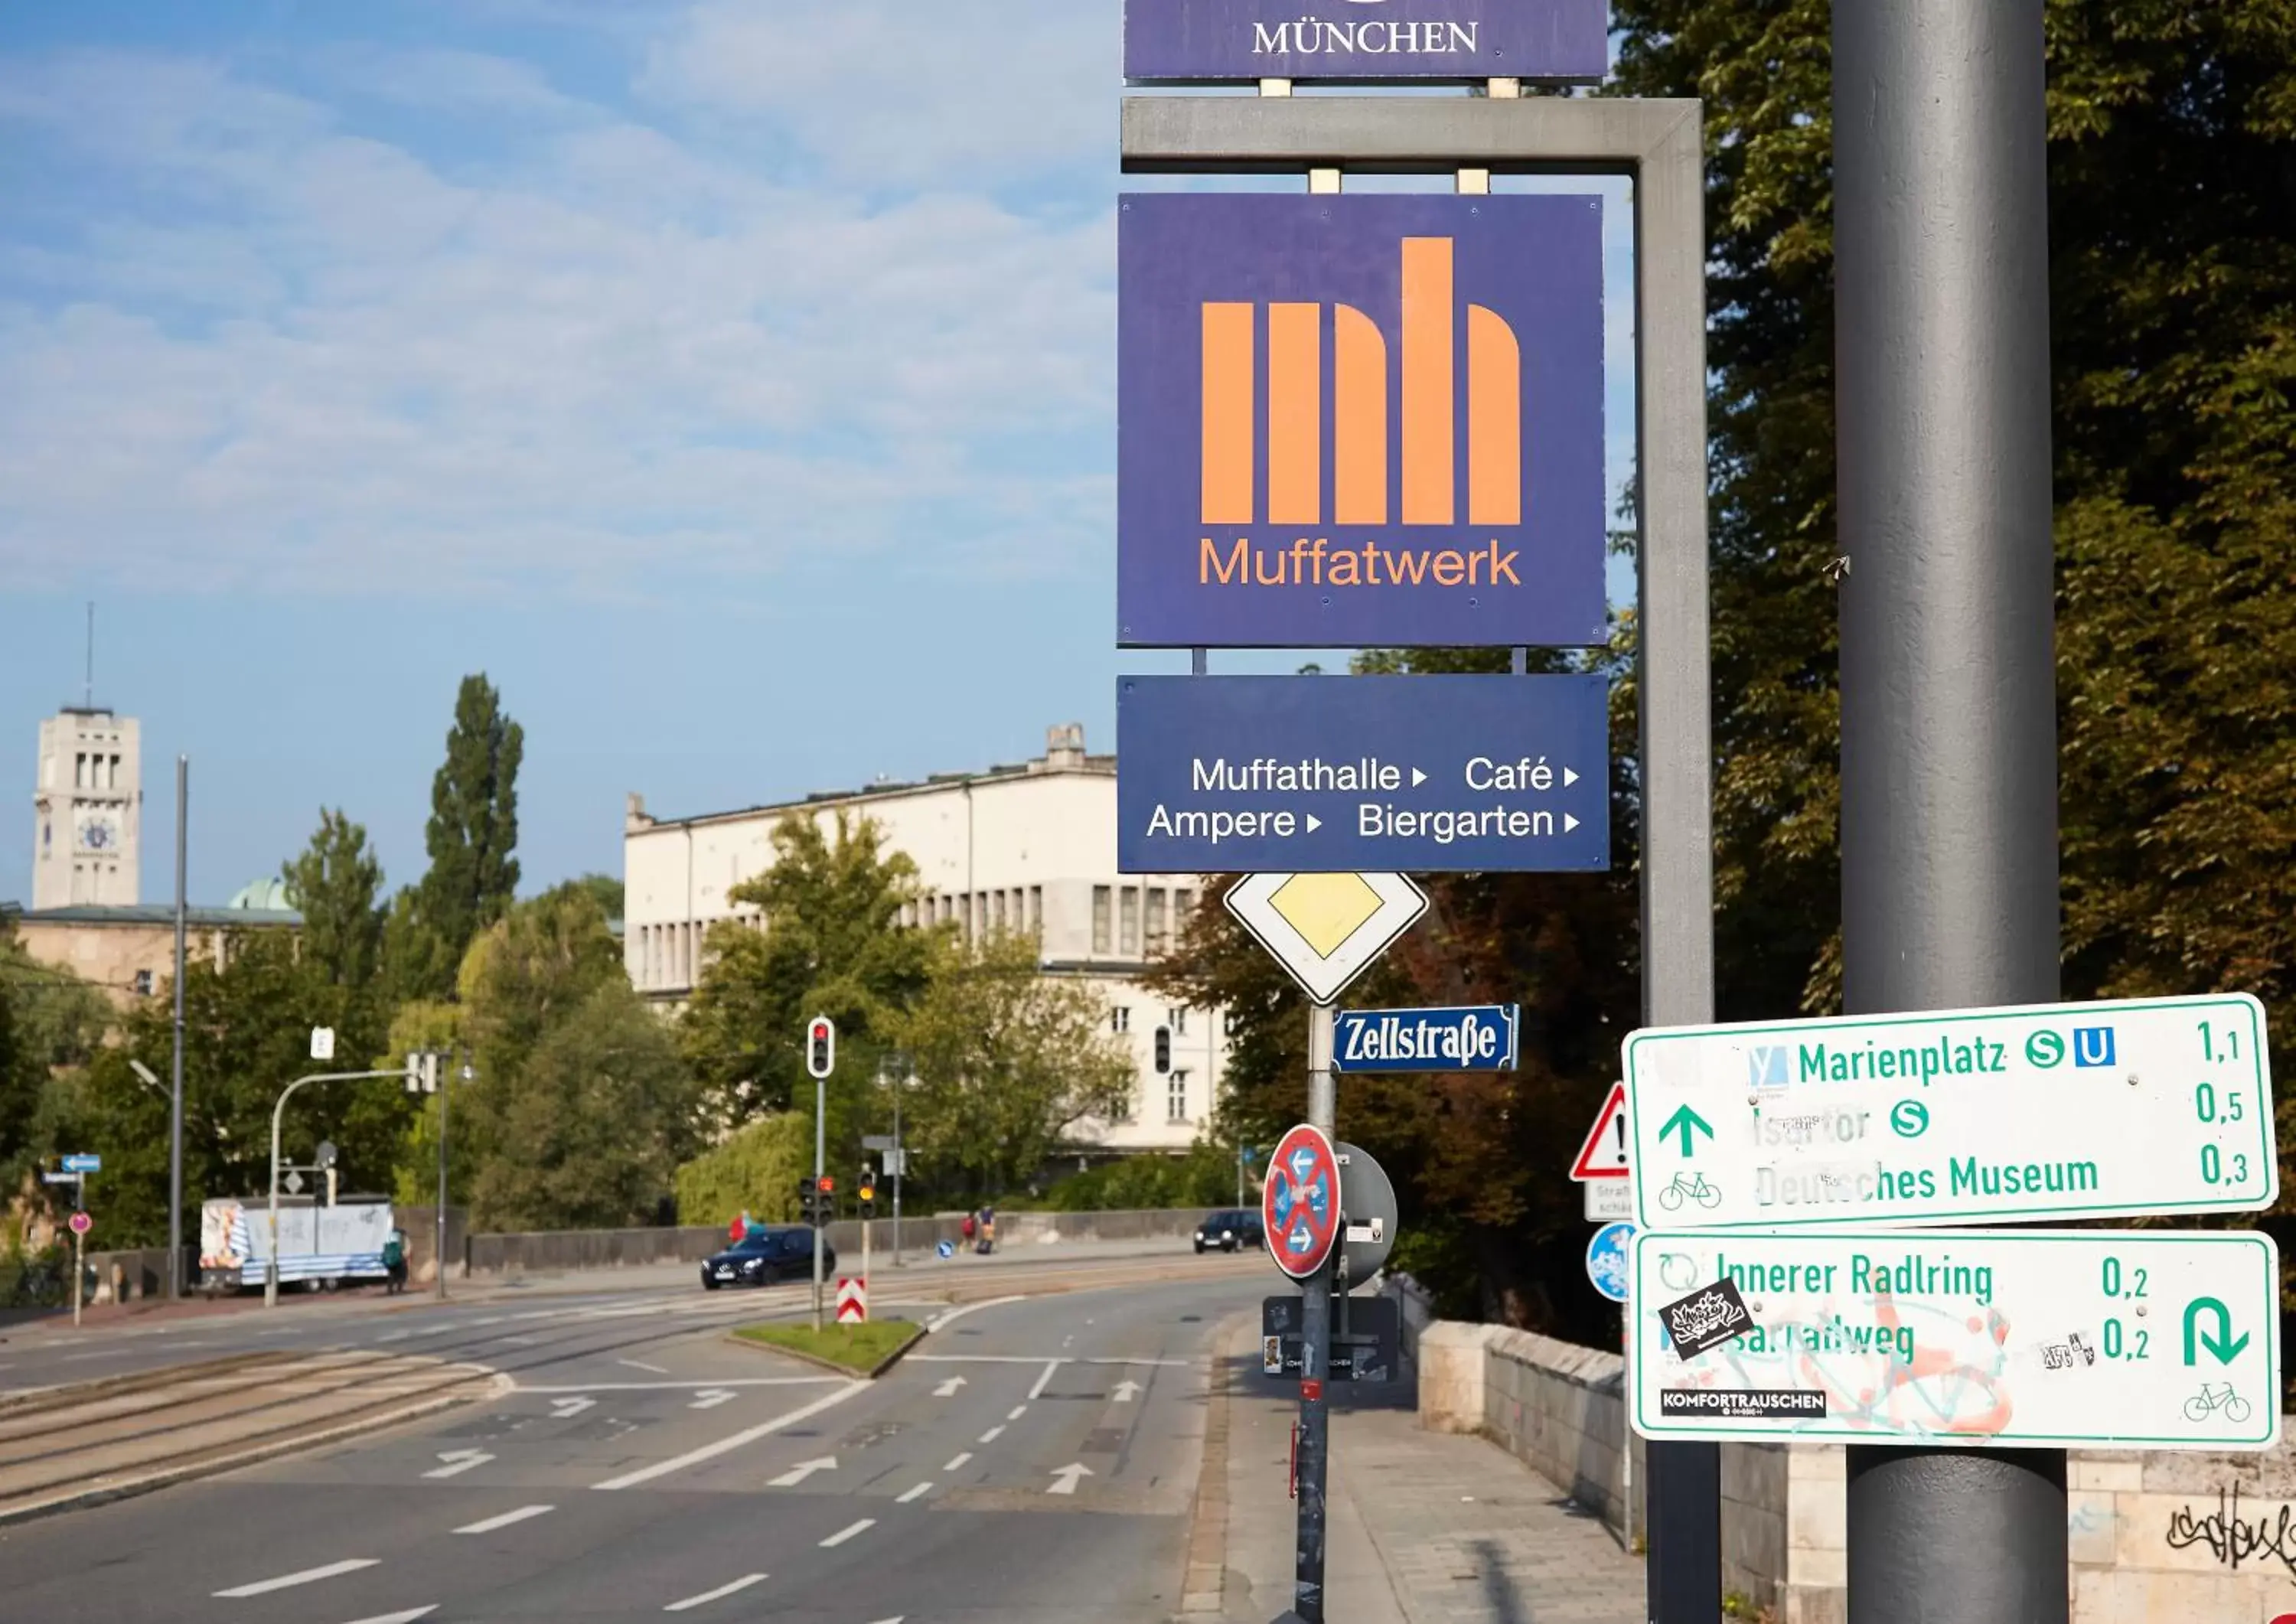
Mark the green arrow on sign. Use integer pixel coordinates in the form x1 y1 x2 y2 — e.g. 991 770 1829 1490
1660 1105 1714 1157
2182 1296 2250 1367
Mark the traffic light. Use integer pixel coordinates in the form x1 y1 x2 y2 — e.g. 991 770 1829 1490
796 1174 820 1221
858 1173 876 1209
806 1016 836 1079
1153 1025 1172 1075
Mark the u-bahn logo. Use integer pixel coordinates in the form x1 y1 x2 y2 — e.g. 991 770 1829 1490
1198 236 1521 530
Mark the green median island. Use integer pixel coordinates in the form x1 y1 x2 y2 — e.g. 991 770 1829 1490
734 1318 918 1374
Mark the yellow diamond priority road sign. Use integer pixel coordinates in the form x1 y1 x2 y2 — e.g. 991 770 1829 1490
1224 872 1429 1006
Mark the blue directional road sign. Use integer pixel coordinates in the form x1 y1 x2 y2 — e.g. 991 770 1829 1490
61 1153 99 1174
1117 674 1607 873
1262 1123 1342 1280
1332 1005 1520 1073
1586 1221 1633 1304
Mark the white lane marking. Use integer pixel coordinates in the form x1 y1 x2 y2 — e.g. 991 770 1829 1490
1029 1360 1059 1401
663 1573 768 1612
906 1355 1189 1367
896 1481 932 1504
214 1559 380 1598
689 1388 736 1410
1006 1405 1027 1422
1112 1380 1143 1403
593 1381 866 1491
766 1455 837 1488
864 1617 905 1624
494 1335 539 1347
455 1504 556 1534
819 1518 876 1548
920 1295 1023 1333
550 1397 598 1420
619 1358 670 1374
424 1450 495 1479
340 1609 438 1624
943 1452 973 1472
1047 1463 1091 1496
517 1378 839 1393
377 1330 414 1343
471 1316 507 1326
977 1425 1004 1444
931 1375 966 1397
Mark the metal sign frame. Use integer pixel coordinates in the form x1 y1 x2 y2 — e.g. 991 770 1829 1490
1125 93 1716 1622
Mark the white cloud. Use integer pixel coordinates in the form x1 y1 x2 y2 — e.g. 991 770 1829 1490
0 24 1119 599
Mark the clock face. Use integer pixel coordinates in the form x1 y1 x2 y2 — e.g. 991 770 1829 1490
76 811 117 852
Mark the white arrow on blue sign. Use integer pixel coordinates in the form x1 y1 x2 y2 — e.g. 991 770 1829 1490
61 1153 99 1173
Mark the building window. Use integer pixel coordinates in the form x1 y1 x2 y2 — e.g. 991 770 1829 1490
1092 886 1112 954
1146 889 1169 954
74 753 88 790
993 892 1008 931
1110 1006 1130 1034
1169 1007 1189 1036
1029 885 1042 929
1176 886 1195 924
1120 887 1140 954
1168 1069 1190 1122
132 970 154 996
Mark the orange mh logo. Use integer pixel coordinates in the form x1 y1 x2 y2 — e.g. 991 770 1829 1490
1199 236 1520 530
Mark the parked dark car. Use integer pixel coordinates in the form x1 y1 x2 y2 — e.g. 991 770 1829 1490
1193 1209 1264 1254
700 1225 834 1290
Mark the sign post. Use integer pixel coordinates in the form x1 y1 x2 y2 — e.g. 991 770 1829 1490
807 1016 835 1333
68 1207 91 1326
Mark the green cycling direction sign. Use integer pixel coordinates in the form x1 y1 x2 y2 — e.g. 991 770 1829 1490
1629 1228 2281 1451
1622 993 2275 1231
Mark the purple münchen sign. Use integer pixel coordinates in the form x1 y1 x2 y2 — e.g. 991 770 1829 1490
1123 0 1609 83
1117 193 1606 649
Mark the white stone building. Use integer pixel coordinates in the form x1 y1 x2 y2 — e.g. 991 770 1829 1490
621 724 1229 1155
31 706 142 910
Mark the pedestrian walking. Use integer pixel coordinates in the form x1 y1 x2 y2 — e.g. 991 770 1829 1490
382 1227 409 1295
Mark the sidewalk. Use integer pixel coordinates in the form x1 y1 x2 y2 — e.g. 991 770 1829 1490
1202 1319 1645 1624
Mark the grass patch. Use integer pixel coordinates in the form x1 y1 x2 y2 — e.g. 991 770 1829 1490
733 1318 918 1373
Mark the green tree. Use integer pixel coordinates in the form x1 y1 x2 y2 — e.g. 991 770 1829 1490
282 808 386 990
393 674 523 1000
572 872 625 923
680 812 937 1126
673 1112 811 1228
894 930 1134 1200
468 978 696 1231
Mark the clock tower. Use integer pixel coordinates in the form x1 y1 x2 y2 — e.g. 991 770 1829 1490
31 706 142 909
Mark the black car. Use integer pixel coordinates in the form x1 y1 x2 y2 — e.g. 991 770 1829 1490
700 1226 835 1290
1193 1209 1264 1254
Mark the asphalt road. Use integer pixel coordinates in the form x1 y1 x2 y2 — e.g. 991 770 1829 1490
1 1254 1266 1623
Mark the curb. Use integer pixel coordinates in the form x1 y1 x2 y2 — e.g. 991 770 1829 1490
0 1370 509 1528
722 1320 926 1381
1179 1313 1251 1616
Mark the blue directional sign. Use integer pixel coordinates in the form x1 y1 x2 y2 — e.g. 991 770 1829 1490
1586 1221 1633 1304
1332 1005 1519 1073
61 1153 99 1174
1116 674 1607 873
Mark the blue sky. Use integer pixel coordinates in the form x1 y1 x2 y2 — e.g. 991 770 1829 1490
0 1 1635 908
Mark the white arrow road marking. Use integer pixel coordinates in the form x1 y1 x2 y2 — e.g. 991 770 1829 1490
455 1505 555 1535
593 1382 866 1492
767 1455 838 1488
664 1573 767 1612
214 1560 379 1599
1112 1380 1142 1403
1029 1360 1059 1400
931 1375 967 1397
1047 1463 1091 1496
550 1397 597 1420
340 1609 438 1624
1564 766 1580 787
1411 767 1428 787
1305 814 1322 833
943 1452 972 1472
896 1481 932 1504
819 1518 876 1548
423 1450 494 1479
690 1388 737 1410
1564 813 1581 833
977 1425 1005 1444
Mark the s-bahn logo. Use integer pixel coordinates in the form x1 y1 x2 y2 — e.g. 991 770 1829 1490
1117 193 1608 649
1198 235 1523 532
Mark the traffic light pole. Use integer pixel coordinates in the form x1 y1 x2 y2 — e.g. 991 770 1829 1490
1281 1002 1336 1624
812 1068 827 1334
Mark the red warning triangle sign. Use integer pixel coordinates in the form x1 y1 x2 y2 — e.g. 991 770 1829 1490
1568 1083 1630 1181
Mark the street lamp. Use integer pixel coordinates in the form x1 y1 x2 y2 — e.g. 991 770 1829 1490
875 1050 914 1267
266 1068 403 1307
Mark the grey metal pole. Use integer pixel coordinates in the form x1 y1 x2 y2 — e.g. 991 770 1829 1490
812 1072 827 1333
434 1055 451 1300
1835 4 2063 1622
168 755 187 1300
891 1084 902 1269
1287 1000 1336 1624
